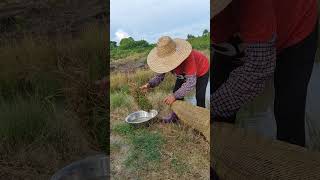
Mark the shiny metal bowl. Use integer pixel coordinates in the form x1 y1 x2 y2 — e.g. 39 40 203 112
50 154 109 180
125 110 158 124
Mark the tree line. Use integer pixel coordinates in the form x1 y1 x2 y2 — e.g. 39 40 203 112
110 29 210 60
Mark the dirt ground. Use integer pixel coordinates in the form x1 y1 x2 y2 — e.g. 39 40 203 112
110 60 210 179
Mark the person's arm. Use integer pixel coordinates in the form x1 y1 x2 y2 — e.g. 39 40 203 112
211 36 276 119
148 73 165 88
173 75 197 99
173 53 198 99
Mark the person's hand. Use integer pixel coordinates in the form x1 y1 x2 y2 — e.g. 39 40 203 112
140 83 150 93
163 94 176 105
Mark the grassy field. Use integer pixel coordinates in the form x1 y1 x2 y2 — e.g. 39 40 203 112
110 33 210 179
110 32 210 61
0 23 108 179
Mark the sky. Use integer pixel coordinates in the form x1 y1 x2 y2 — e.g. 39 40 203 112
110 0 210 43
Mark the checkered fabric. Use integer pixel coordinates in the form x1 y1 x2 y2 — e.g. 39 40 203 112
173 75 197 99
148 73 165 88
211 36 276 118
148 73 197 99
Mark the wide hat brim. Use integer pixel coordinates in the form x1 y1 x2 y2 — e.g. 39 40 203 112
147 38 192 73
211 0 232 18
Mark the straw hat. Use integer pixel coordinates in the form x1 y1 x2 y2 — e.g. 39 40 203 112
211 0 232 18
147 36 192 73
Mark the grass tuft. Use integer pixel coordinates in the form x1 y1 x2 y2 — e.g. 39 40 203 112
130 83 153 111
125 130 164 169
0 96 51 145
131 130 164 162
170 156 189 175
113 123 135 136
110 92 134 109
113 123 165 170
0 22 108 178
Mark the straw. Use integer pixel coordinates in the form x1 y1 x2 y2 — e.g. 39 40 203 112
147 36 192 73
171 100 320 179
212 122 320 179
211 0 232 18
171 100 210 141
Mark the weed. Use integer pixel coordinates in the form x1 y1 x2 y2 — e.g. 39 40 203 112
125 130 164 170
157 73 175 93
120 84 130 94
0 94 86 162
130 83 153 111
110 73 128 93
171 156 189 175
0 96 51 145
110 141 122 152
0 22 108 178
113 123 164 170
187 34 210 50
89 104 109 151
113 123 135 136
131 130 164 162
110 92 134 109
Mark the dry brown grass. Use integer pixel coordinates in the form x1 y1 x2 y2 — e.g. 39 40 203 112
0 23 107 179
110 70 209 179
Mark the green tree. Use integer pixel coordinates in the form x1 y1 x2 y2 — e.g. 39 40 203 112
119 37 135 49
203 29 209 36
110 41 117 49
135 40 149 48
187 34 195 39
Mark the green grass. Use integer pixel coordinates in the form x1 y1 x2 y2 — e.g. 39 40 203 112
157 73 176 92
131 85 153 111
0 23 108 178
120 84 130 94
110 92 134 109
110 141 122 152
89 105 109 151
111 46 154 60
110 32 209 61
113 123 135 136
113 123 165 170
131 130 163 162
0 96 51 145
0 95 80 157
171 156 189 175
187 34 210 50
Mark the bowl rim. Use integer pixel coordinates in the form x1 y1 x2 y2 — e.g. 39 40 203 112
125 109 158 124
50 154 108 180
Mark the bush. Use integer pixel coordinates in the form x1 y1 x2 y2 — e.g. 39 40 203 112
188 34 210 50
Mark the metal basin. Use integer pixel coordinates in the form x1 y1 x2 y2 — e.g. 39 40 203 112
125 110 158 124
50 154 109 180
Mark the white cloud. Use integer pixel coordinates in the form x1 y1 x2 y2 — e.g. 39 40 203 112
111 0 209 42
115 30 130 42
